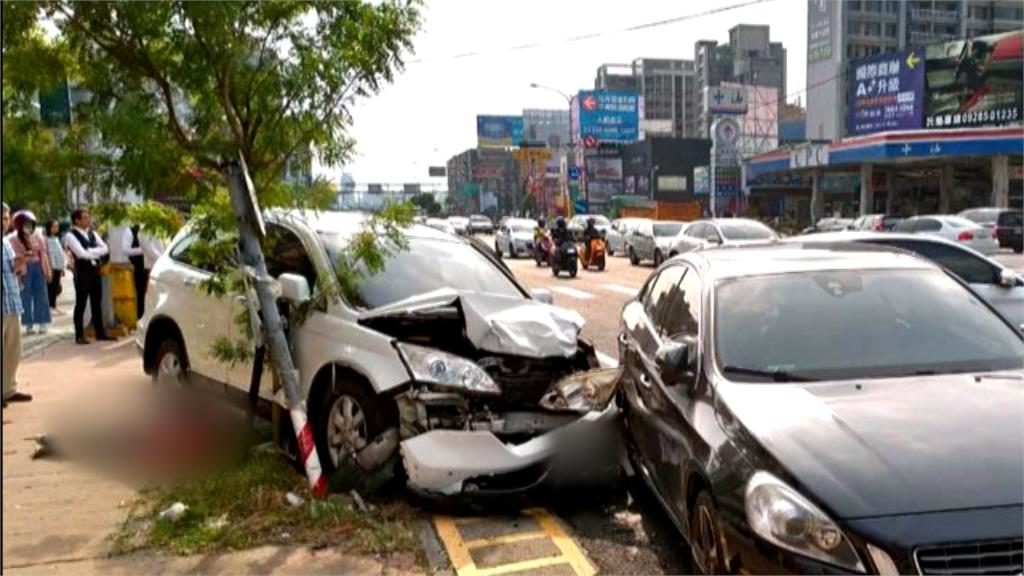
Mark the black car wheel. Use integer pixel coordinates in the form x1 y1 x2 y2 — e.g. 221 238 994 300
690 491 728 575
654 249 663 267
152 338 190 388
494 241 502 258
629 246 639 266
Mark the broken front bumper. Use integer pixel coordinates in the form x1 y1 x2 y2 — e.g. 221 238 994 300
400 400 620 496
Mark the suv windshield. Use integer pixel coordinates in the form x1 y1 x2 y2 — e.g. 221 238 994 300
715 269 1022 382
321 234 523 309
719 221 775 240
653 222 684 237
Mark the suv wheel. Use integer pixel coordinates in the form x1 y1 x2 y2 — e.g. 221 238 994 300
153 338 190 387
312 375 394 474
654 249 663 267
494 241 503 258
628 246 639 266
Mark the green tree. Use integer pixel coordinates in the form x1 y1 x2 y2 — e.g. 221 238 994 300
7 2 422 369
410 192 441 217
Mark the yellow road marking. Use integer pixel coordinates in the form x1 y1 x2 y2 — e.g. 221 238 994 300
475 557 570 576
526 508 597 576
433 508 596 576
464 531 549 549
433 515 476 574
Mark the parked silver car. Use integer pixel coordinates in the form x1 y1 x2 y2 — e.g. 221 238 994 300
669 218 777 255
626 220 685 266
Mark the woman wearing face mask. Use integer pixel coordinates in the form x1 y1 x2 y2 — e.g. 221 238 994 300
44 220 67 315
8 211 52 334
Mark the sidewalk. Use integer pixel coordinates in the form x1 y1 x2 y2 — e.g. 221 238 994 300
1 340 422 575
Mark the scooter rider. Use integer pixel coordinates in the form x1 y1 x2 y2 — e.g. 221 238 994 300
552 217 572 247
582 217 601 243
534 218 547 243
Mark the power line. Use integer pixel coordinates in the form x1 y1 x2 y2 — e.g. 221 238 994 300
408 0 778 64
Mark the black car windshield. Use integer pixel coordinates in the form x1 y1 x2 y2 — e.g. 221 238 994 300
715 269 1023 382
719 221 775 240
321 234 523 309
653 223 684 237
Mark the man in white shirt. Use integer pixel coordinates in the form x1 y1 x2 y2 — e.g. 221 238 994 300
122 225 164 318
64 208 113 344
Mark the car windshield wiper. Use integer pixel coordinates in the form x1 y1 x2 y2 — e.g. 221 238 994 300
721 365 816 382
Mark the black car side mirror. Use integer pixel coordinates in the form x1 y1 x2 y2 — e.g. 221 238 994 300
655 336 698 385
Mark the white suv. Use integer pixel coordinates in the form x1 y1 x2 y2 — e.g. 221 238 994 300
136 211 618 496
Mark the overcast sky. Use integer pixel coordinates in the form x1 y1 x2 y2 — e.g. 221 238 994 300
332 0 808 185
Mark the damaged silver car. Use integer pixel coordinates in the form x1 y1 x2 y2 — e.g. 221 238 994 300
138 210 620 497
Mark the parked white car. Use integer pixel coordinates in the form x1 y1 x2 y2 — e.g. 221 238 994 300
136 211 618 496
494 218 537 258
627 220 686 266
788 231 1024 330
892 215 998 256
669 218 777 256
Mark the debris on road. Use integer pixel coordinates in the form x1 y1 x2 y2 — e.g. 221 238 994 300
158 502 188 522
205 513 230 531
612 510 648 543
351 489 375 513
285 492 305 508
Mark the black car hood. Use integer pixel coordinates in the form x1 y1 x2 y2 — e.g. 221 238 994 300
718 373 1024 519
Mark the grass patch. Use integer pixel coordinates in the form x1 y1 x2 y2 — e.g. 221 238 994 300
111 453 421 558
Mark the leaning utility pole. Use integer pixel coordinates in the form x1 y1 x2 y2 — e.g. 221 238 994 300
225 157 327 498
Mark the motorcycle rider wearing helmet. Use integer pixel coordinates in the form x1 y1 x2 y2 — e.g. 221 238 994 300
533 218 547 243
552 217 572 247
582 217 601 243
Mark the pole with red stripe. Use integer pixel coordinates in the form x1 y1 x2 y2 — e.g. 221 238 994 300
226 158 328 499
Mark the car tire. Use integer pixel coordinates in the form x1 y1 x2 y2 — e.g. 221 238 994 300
494 242 502 258
654 250 663 267
152 338 190 387
311 375 394 477
629 247 639 266
1015 246 1023 254
690 490 728 575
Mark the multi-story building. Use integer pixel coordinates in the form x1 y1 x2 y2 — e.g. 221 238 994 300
695 25 788 137
595 59 698 139
594 64 638 93
446 148 519 215
806 0 1024 142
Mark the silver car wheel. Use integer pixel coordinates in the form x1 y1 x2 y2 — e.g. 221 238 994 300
327 394 369 467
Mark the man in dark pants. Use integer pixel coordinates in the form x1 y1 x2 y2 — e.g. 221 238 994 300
123 224 147 319
63 208 114 344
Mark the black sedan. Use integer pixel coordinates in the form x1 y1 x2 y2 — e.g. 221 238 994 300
617 245 1024 575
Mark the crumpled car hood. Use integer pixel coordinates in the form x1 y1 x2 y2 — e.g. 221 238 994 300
359 288 585 359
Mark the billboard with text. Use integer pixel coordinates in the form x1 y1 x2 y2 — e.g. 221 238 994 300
477 115 523 148
925 30 1022 129
577 90 639 143
848 49 926 136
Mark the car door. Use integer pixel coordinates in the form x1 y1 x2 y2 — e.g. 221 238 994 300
162 232 232 383
872 238 1024 329
638 221 657 260
226 222 322 397
622 265 687 498
644 266 705 525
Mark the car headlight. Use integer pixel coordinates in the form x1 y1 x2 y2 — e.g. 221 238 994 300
745 471 865 572
396 342 500 396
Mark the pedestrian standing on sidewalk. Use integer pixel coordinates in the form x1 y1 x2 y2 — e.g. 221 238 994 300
64 208 114 345
8 211 52 335
2 203 33 408
137 226 165 319
122 224 147 319
45 219 67 316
